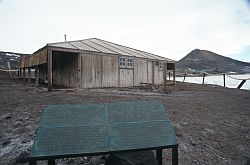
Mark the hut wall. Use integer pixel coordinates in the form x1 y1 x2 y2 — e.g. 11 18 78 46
147 61 153 83
102 55 119 87
119 69 133 87
80 52 102 88
134 58 148 86
52 51 78 88
154 63 163 84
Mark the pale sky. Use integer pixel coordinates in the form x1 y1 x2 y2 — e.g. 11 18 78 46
0 0 250 61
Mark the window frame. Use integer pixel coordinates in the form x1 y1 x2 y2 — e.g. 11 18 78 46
119 56 134 69
119 57 126 68
127 58 134 68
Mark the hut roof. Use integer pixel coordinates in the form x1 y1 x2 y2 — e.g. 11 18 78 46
48 38 174 62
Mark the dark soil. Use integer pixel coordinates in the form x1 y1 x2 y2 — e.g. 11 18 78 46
0 72 249 165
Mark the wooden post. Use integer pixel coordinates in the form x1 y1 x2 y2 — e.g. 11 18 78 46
78 54 82 88
162 63 167 93
28 68 31 85
223 74 226 87
173 67 176 84
183 73 186 82
202 73 206 84
23 68 26 81
152 61 155 85
47 49 53 91
156 148 162 165
172 145 178 165
19 68 22 78
237 80 246 89
35 67 39 87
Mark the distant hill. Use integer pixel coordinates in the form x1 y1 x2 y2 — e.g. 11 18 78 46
0 51 29 70
176 49 250 74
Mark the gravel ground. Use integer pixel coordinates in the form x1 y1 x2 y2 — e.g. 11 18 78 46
0 73 249 165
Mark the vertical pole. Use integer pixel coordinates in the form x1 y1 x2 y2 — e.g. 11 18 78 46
48 49 53 91
78 54 82 88
35 67 39 87
202 73 206 84
156 148 162 165
169 72 171 80
163 63 167 93
173 65 176 84
223 74 226 87
19 68 22 78
28 68 31 85
183 73 186 82
23 68 26 81
152 61 155 85
172 145 178 165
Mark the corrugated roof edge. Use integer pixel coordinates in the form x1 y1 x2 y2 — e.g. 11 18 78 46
93 38 175 62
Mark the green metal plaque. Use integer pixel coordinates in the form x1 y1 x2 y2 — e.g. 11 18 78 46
31 101 176 159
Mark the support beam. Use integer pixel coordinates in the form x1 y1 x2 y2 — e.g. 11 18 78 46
35 67 39 87
47 49 53 91
77 54 82 88
152 61 155 85
28 68 31 85
19 68 22 78
23 68 26 81
162 63 167 93
173 64 176 84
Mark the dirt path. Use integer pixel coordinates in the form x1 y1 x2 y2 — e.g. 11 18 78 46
0 75 249 165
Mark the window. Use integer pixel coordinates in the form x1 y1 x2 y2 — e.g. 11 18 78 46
119 57 134 68
127 58 133 68
119 57 126 67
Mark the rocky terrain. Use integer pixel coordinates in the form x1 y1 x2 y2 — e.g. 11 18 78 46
176 49 250 74
0 72 249 165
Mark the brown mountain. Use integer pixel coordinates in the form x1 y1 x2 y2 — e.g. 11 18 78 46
176 49 250 74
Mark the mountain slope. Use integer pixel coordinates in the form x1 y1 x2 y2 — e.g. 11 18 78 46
176 49 250 73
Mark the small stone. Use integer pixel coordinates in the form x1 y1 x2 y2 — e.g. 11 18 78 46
2 140 11 147
5 115 12 119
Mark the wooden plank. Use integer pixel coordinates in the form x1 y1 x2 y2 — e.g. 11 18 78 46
28 68 31 85
35 67 39 87
152 61 155 85
162 63 167 93
47 49 52 91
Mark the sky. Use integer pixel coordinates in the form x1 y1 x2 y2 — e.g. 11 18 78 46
0 0 250 62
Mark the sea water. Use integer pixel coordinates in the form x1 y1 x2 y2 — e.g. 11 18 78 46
175 74 250 90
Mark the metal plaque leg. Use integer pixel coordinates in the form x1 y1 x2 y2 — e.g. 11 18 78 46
172 145 178 165
29 159 37 165
48 158 55 165
156 148 162 165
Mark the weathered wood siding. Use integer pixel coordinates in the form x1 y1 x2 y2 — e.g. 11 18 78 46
154 63 163 84
102 55 119 87
52 51 78 87
147 61 153 83
37 49 168 88
119 69 133 87
80 52 102 88
134 58 148 86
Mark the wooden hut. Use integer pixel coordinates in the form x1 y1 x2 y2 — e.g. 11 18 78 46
20 38 175 91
